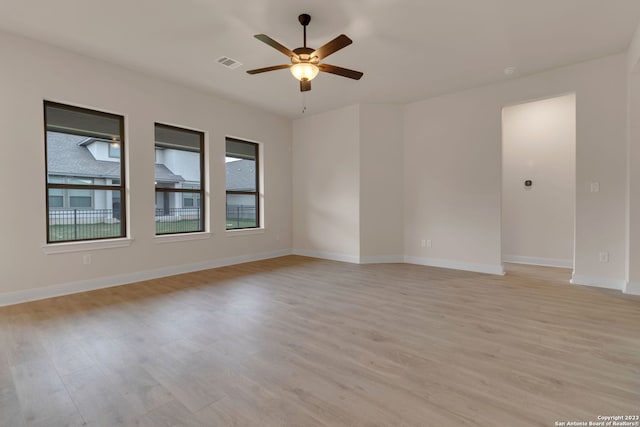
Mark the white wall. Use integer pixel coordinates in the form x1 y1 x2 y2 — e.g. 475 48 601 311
359 104 404 261
0 29 634 302
625 23 640 295
501 94 576 267
292 104 404 263
293 55 629 289
404 54 628 286
628 23 640 73
292 105 361 261
628 72 640 294
0 31 292 303
403 90 504 274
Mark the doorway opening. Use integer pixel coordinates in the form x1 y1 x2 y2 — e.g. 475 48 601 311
501 93 576 275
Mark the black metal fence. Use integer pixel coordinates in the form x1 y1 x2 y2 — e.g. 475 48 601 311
48 209 121 241
226 205 256 228
49 209 116 225
48 206 254 240
155 207 201 219
155 207 202 234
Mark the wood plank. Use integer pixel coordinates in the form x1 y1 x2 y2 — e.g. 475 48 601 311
60 366 140 426
0 256 637 426
11 360 78 426
124 399 204 427
0 385 24 427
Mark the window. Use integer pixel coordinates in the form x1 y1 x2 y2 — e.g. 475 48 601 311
69 188 93 208
226 138 259 229
44 102 126 243
48 176 95 209
182 184 201 208
48 176 65 208
154 123 205 235
108 142 121 158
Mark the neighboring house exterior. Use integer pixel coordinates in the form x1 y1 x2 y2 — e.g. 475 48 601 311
47 133 184 217
47 132 254 224
153 139 200 216
225 157 257 217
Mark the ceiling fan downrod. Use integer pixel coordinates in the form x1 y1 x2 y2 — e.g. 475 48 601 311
299 13 311 48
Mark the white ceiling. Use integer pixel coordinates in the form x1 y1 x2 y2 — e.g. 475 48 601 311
1 0 639 118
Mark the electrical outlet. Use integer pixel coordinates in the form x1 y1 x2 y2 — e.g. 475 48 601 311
599 252 609 263
83 254 92 265
426 239 432 248
420 239 426 248
590 182 600 193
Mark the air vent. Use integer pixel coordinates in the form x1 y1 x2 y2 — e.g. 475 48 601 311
217 56 242 70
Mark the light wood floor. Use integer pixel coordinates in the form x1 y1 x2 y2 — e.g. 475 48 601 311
1 256 638 426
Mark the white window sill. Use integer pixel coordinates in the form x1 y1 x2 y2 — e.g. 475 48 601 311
225 228 265 237
42 238 133 254
154 232 211 244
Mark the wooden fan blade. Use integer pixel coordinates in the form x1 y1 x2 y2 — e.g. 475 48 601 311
311 34 352 60
318 63 363 80
300 79 311 92
246 64 291 75
254 34 296 58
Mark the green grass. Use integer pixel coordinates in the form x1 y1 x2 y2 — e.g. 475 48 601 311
48 223 122 242
155 219 201 235
226 219 257 229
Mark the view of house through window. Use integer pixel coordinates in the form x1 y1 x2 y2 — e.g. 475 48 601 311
155 124 205 234
226 138 259 229
45 102 126 243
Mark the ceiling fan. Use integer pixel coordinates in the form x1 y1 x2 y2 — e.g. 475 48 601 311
246 13 363 92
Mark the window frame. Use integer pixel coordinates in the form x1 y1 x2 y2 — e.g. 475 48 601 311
154 123 205 236
44 101 127 244
225 137 260 230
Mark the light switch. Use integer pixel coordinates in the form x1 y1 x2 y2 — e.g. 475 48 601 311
590 182 599 193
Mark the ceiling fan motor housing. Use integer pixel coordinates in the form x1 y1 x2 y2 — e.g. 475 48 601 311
292 47 318 65
298 14 311 26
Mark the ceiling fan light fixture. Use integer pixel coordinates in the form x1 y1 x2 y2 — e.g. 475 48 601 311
247 14 362 92
290 62 319 81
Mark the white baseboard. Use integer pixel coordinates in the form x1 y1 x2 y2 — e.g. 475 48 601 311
0 249 292 307
292 249 404 265
503 255 572 268
359 255 405 264
291 248 361 264
404 256 505 275
6 248 630 307
624 280 640 295
293 249 503 274
570 274 626 291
